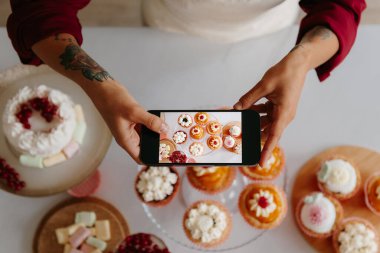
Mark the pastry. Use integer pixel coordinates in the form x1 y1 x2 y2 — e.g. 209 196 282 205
206 121 222 135
115 233 170 253
159 139 176 162
178 114 193 128
317 157 361 200
207 136 222 150
333 217 379 253
135 166 179 207
240 144 284 180
222 121 242 138
239 183 287 229
169 150 187 163
172 130 187 144
189 125 204 140
183 200 232 248
194 112 209 126
189 142 204 157
222 135 241 154
295 192 343 238
364 172 380 216
2 85 86 168
186 166 236 194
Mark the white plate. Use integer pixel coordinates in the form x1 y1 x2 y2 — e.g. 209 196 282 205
0 65 112 196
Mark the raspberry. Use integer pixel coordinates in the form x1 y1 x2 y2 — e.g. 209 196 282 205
258 196 269 208
116 233 170 253
0 158 26 192
17 97 59 128
169 151 187 163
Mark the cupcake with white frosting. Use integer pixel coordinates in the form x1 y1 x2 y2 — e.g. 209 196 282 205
189 142 204 157
135 166 180 207
172 130 187 144
317 157 361 200
296 192 343 238
183 200 232 248
333 217 379 253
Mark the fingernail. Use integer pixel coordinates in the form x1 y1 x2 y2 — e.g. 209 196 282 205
160 123 169 134
234 101 242 110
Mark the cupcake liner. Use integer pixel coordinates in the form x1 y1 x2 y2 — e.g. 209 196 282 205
238 182 287 230
67 170 100 198
295 191 344 239
332 217 379 253
317 156 361 201
364 172 380 216
182 200 232 248
186 167 237 195
134 166 180 208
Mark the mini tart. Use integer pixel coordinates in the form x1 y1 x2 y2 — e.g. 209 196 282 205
364 172 380 216
159 139 176 163
239 183 287 229
169 150 187 163
182 200 232 248
222 121 242 139
240 145 285 180
222 136 241 154
189 142 204 157
206 121 222 135
186 167 236 194
333 217 379 253
172 130 187 144
194 112 209 126
189 125 205 140
295 192 343 238
178 114 193 128
207 136 222 150
317 157 361 201
135 166 180 207
116 233 169 253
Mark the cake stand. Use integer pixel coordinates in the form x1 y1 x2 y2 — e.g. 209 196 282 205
0 65 112 196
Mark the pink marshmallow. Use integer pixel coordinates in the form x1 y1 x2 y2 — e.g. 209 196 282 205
80 243 96 253
69 227 91 248
63 141 80 158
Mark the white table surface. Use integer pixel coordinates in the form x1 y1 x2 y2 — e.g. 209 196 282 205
1 25 380 253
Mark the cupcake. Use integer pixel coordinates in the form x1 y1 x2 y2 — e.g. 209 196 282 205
186 167 236 194
169 151 187 163
189 142 204 157
295 192 343 238
333 217 379 253
206 121 222 135
194 112 209 126
178 114 193 128
116 233 170 253
222 122 242 138
240 144 284 180
364 172 380 216
183 200 232 248
207 136 222 150
189 125 204 140
159 139 176 162
239 183 287 229
172 130 187 144
135 167 179 207
317 157 361 200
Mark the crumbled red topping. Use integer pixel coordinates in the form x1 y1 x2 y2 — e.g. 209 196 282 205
169 151 187 163
0 158 26 192
258 196 269 209
116 233 170 253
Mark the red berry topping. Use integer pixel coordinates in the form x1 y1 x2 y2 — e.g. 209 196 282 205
309 205 325 225
116 233 170 253
199 115 204 120
258 196 269 208
0 158 26 192
169 151 187 163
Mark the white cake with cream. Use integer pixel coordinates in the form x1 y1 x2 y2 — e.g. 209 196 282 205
2 85 87 168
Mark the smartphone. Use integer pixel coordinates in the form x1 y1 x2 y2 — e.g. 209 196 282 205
140 110 261 166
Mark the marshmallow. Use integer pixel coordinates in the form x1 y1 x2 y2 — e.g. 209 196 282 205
95 220 111 241
75 104 85 122
67 223 85 235
86 236 107 251
73 122 87 144
89 228 97 236
43 152 66 167
75 212 96 227
80 243 96 253
63 244 72 253
55 228 69 244
20 155 43 168
63 141 80 158
69 227 91 248
69 249 83 253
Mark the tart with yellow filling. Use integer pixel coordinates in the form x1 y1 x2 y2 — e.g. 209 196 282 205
194 112 209 126
239 183 287 229
189 125 204 140
186 167 236 194
206 121 222 135
207 136 222 150
365 172 380 216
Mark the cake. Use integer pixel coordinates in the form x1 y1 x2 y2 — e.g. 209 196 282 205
295 192 343 238
178 114 193 128
172 130 187 144
317 157 361 200
222 122 241 138
240 144 284 180
2 85 86 168
189 142 204 157
207 136 222 150
183 200 232 248
206 121 222 135
135 166 179 207
189 125 204 140
364 172 380 216
186 167 236 194
116 233 170 253
333 217 379 253
159 139 176 162
239 183 287 229
194 112 209 126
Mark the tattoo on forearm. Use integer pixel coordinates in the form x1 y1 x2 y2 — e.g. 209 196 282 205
57 36 113 82
302 26 333 43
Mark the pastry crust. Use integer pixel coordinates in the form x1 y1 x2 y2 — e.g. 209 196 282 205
364 172 380 216
194 112 209 126
238 183 287 229
206 121 222 135
172 130 187 144
182 200 232 248
189 125 204 140
207 136 222 150
177 114 193 128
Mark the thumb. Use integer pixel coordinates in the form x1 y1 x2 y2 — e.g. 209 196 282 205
234 81 268 110
132 108 168 134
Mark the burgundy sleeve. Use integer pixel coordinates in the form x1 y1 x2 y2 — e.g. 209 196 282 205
7 0 90 66
297 0 366 81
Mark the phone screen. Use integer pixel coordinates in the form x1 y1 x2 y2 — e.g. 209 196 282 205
159 111 242 164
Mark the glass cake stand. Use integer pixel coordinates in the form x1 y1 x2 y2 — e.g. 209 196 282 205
141 166 288 251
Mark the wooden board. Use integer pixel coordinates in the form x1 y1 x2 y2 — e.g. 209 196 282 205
33 197 130 253
291 145 380 253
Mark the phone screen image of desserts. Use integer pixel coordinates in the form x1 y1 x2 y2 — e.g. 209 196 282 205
159 112 242 163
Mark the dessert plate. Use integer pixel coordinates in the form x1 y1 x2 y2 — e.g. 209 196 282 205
291 145 380 253
0 65 112 196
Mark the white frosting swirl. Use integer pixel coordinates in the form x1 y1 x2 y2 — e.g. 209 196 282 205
229 125 241 137
189 143 204 156
338 222 378 253
159 143 171 160
223 136 235 148
249 190 277 218
192 167 218 177
178 114 192 127
173 131 187 144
